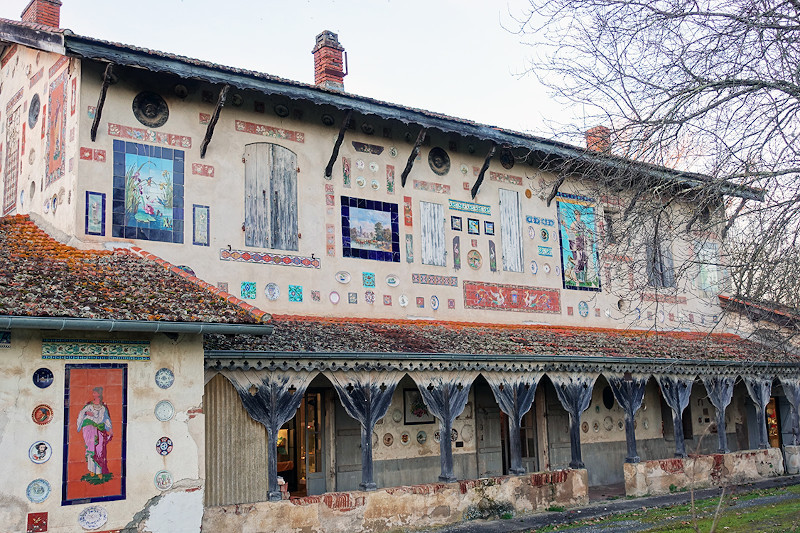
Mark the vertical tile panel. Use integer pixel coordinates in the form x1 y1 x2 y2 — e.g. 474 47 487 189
420 201 446 266
499 188 523 272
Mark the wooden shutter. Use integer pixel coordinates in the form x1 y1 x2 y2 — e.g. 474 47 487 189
244 143 298 250
269 144 298 251
499 188 523 272
244 144 270 247
419 201 446 266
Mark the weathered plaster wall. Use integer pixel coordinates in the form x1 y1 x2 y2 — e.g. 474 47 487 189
0 329 205 533
203 469 588 533
623 448 784 497
0 44 81 235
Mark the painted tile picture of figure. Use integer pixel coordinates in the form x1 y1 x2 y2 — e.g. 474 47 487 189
556 194 601 291
63 364 127 505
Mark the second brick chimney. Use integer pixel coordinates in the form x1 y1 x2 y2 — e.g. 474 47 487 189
312 31 347 92
21 0 62 28
585 126 611 152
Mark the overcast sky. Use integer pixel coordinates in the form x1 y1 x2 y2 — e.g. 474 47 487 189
2 0 584 141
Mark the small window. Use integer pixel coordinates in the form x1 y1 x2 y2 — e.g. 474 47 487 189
696 242 720 296
646 237 675 288
602 386 615 409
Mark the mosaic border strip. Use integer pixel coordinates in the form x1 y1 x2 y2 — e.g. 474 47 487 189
449 199 491 216
220 248 321 268
463 280 561 314
412 273 458 287
235 120 305 143
108 123 192 149
42 339 150 357
555 191 596 206
44 355 150 361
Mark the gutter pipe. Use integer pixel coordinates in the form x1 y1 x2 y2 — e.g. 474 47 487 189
0 316 273 335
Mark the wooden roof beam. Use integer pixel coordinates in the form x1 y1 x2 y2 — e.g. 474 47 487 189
471 143 497 199
90 62 114 142
200 84 230 158
324 109 353 178
400 127 427 188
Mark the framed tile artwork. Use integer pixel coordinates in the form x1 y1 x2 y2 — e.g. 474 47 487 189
467 218 480 235
404 388 435 425
112 140 184 243
62 364 127 505
484 220 495 236
192 204 209 246
450 216 462 231
340 196 400 262
85 191 106 236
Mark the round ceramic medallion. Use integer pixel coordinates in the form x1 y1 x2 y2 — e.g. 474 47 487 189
356 176 366 188
391 409 402 423
32 367 54 389
398 294 409 307
540 228 549 242
335 271 351 284
390 147 398 157
28 93 40 128
618 420 624 431
370 179 380 190
530 260 538 275
450 428 458 442
78 505 108 530
26 479 50 503
385 274 400 287
32 404 54 425
433 430 441 443
355 159 365 170
369 162 379 173
460 424 474 443
132 91 169 128
416 430 427 444
265 283 280 301
603 416 614 431
29 441 52 464
329 291 341 304
154 400 175 422
460 163 469 175
383 433 394 446
578 301 589 317
428 147 450 176
593 421 600 432
400 431 410 445
431 295 440 310
155 368 175 389
157 436 173 456
467 250 482 270
154 470 173 491
581 421 589 433
543 263 551 273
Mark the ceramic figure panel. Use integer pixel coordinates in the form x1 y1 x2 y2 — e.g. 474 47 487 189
111 140 184 243
45 69 68 187
405 234 414 263
463 280 561 313
62 364 127 505
556 193 601 292
235 120 305 143
85 191 106 236
108 123 191 149
192 204 210 246
386 164 395 194
404 196 413 226
343 156 351 187
340 196 401 262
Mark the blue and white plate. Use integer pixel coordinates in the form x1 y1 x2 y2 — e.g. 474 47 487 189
26 479 50 503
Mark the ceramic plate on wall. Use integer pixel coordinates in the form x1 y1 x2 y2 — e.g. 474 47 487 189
156 436 173 456
356 176 366 188
26 479 50 503
400 431 410 445
32 404 54 425
398 294 409 307
431 295 440 310
154 470 173 491
370 179 380 190
155 368 175 389
265 282 280 301
78 505 108 530
154 400 175 422
385 275 400 287
335 271 351 284
356 159 365 169
29 441 52 464
329 291 340 304
32 367 54 389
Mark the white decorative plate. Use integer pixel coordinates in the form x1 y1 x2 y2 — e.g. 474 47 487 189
356 176 366 187
460 164 469 175
26 479 50 503
154 470 173 491
78 505 108 530
543 263 551 273
390 147 398 157
433 430 441 443
400 431 411 445
265 282 280 301
329 291 340 304
154 400 175 422
530 260 538 274
385 274 400 287
28 441 52 464
398 294 409 307
335 271 351 284
370 179 380 190
155 367 174 389
391 408 402 423
369 162 379 173
356 159 365 169
430 295 440 310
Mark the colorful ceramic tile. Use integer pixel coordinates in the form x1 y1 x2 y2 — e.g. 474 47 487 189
484 221 495 235
41 339 150 360
326 194 335 206
348 292 358 304
567 306 574 316
220 249 321 268
383 295 392 306
489 170 523 186
365 290 375 304
340 196 401 263
406 234 414 263
234 120 305 143
111 141 184 244
556 193 601 292
411 274 458 287
451 216 462 231
45 69 67 187
413 179 451 194
352 141 384 154
84 191 105 236
386 164 395 194
403 196 413 226
48 55 69 77
467 218 480 235
363 272 376 287
62 364 127 505
154 470 173 491
32 404 54 425
108 123 191 149
26 512 48 533
449 199 491 216
0 44 17 68
192 204 210 246
538 246 553 257
416 297 425 308
463 281 561 314
217 282 229 293
241 282 256 299
26 479 50 503
288 285 303 302
326 223 336 256
191 163 215 177
453 236 461 270
489 240 497 272
199 112 210 125
311 290 321 302
467 250 482 269
342 156 351 187
448 298 456 309
33 367 53 388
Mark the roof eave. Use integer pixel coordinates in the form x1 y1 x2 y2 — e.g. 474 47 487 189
0 315 273 335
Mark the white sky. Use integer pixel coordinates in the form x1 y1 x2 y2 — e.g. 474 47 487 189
1 0 584 141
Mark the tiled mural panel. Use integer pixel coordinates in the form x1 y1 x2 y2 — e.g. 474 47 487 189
463 281 561 314
340 196 400 262
556 192 602 292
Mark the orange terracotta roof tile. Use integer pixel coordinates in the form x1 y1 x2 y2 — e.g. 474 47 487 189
0 215 267 324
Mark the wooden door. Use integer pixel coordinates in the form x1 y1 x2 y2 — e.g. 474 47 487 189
334 401 362 491
475 383 503 477
499 188 523 272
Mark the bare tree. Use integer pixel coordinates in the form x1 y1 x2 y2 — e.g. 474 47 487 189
510 0 800 312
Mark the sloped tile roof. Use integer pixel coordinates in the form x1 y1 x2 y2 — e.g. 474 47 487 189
205 314 796 363
0 215 267 323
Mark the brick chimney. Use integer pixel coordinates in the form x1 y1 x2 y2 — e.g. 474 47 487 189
21 0 62 28
312 30 347 91
586 126 611 152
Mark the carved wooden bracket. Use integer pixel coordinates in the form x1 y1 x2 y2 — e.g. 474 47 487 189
324 109 353 178
90 63 115 142
200 84 230 159
471 143 497 199
400 128 427 188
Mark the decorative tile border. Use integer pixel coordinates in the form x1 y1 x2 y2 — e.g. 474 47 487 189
108 123 191 149
326 223 336 256
412 273 458 287
79 147 106 162
490 170 523 186
48 55 69 78
641 293 688 305
0 330 10 348
29 68 43 88
352 141 384 154
191 163 214 177
463 281 561 314
220 248 321 268
526 215 556 226
71 77 77 115
5 88 23 113
235 120 305 143
0 44 17 68
449 199 491 216
413 180 451 194
555 191 596 206
42 339 150 360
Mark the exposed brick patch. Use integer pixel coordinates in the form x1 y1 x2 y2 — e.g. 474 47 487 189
659 458 685 474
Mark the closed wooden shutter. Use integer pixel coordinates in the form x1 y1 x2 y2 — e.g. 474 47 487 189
244 143 298 250
499 188 523 272
419 201 446 266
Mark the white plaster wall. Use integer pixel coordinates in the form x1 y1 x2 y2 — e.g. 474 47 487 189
579 379 664 444
0 329 204 533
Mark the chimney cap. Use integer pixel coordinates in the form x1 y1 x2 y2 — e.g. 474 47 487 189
312 30 344 52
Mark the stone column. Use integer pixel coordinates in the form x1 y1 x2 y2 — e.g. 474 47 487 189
413 371 477 482
221 369 313 501
550 373 597 469
657 375 694 458
607 373 648 463
484 372 542 475
744 376 773 449
702 375 735 453
328 371 401 491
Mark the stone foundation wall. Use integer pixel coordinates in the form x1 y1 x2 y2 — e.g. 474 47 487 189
624 448 785 497
203 469 588 533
